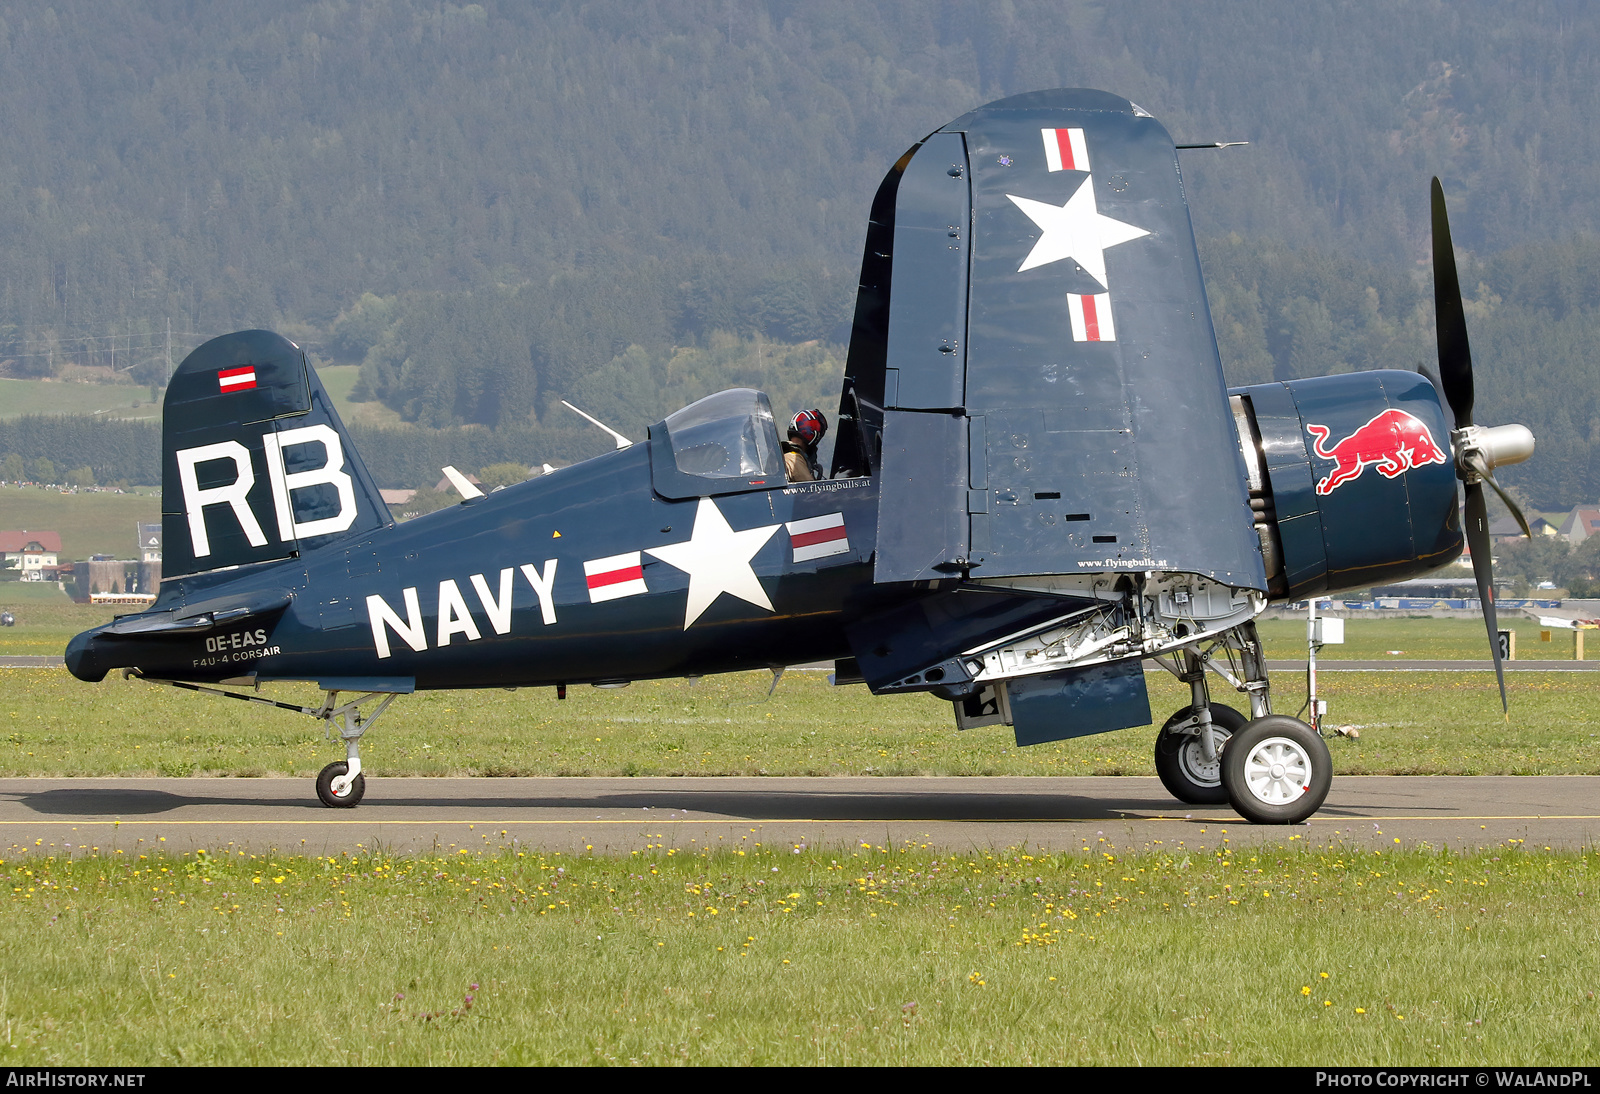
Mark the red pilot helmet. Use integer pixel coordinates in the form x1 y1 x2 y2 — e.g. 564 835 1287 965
790 408 828 446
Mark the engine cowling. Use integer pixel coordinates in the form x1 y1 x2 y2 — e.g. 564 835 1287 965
1231 369 1463 600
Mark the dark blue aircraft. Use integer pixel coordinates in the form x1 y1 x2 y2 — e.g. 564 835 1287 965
66 90 1535 823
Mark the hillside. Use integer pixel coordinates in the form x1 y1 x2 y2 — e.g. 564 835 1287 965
0 2 1596 504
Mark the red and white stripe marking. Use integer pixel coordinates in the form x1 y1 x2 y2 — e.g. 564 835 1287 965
1067 292 1116 342
583 551 647 603
218 366 257 392
1041 127 1089 172
786 512 849 563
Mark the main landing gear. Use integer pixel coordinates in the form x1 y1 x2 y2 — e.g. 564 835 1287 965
131 674 403 809
1150 623 1332 824
1154 702 1245 805
1221 715 1332 825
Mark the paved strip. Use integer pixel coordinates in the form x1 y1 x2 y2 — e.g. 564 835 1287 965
0 775 1594 856
0 656 63 668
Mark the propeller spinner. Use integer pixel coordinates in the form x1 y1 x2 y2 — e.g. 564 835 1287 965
1431 178 1536 711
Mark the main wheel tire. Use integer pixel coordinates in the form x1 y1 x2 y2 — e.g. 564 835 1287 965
1154 704 1247 804
316 761 366 809
1221 715 1332 824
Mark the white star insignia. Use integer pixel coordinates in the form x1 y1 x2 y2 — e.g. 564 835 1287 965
1007 177 1150 286
646 498 781 629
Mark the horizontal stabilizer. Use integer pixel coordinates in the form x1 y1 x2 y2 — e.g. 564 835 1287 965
102 588 295 637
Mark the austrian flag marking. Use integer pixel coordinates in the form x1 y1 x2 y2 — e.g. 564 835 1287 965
786 512 849 563
217 366 257 392
1067 292 1116 342
1042 127 1089 172
584 551 647 603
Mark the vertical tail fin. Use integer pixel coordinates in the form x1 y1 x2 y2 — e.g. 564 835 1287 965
161 330 391 580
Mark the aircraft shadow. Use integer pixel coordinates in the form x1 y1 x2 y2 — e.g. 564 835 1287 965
15 788 320 815
11 785 1184 822
582 789 1170 821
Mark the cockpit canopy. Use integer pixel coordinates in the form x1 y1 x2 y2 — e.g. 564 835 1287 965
649 388 784 499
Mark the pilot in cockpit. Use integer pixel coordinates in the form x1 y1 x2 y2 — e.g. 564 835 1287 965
783 409 828 482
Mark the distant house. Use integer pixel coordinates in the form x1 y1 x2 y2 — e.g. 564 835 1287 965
380 488 417 506
0 531 62 581
137 522 162 594
1490 514 1559 542
138 523 161 562
1558 507 1600 544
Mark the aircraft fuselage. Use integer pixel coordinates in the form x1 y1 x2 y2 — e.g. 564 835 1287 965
73 445 895 691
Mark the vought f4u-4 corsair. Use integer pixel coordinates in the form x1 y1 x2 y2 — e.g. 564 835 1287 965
67 89 1535 823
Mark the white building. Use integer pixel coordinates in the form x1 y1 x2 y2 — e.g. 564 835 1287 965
0 531 62 581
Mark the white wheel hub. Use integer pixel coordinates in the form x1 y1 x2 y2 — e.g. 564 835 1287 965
1241 736 1312 805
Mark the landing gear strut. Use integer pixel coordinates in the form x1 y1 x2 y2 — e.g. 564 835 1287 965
130 674 403 809
1154 702 1245 804
312 691 399 808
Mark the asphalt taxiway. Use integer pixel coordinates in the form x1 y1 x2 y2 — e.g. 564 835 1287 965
0 775 1594 856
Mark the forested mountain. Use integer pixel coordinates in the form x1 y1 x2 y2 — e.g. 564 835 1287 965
0 1 1597 503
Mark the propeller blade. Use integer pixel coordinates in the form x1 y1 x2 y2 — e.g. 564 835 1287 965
1468 457 1533 539
1432 178 1475 431
1464 481 1508 713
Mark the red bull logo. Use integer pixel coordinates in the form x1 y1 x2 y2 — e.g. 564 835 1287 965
1305 410 1449 495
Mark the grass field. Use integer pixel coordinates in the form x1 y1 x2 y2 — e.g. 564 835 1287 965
0 483 160 561
316 363 404 426
0 378 157 421
0 589 115 652
1254 616 1590 661
3 617 1597 777
0 841 1592 1064
0 368 386 427
2 651 1596 778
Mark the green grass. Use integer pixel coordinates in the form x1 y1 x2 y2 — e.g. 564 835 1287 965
0 365 387 431
0 842 1593 1064
317 363 404 426
0 483 160 561
0 378 158 420
2 662 1595 778
315 362 360 405
0 594 115 654
4 617 1594 776
1255 617 1589 661
0 585 103 653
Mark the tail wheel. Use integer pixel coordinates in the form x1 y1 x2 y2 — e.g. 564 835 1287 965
1221 715 1332 824
316 761 366 809
1154 704 1246 804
